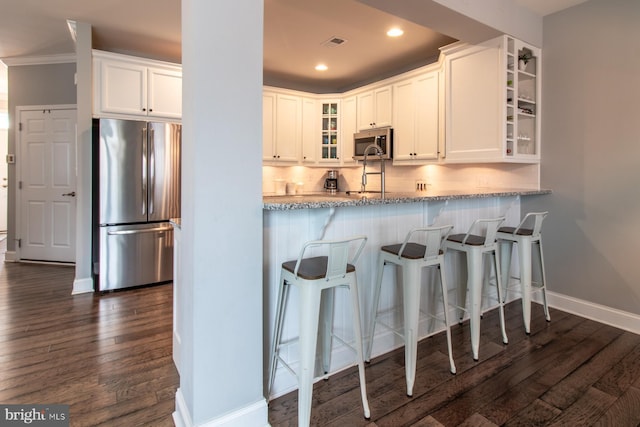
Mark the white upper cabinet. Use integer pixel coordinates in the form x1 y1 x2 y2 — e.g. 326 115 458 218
441 36 540 163
263 89 358 167
357 85 392 130
147 67 183 119
263 90 300 163
393 69 440 163
301 97 318 164
317 100 341 164
93 50 182 121
263 91 276 162
341 96 357 165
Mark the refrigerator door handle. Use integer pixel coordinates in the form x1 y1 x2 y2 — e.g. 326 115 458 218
107 226 171 236
149 126 155 215
142 127 148 216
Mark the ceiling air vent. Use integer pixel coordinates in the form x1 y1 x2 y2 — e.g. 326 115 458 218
322 36 347 48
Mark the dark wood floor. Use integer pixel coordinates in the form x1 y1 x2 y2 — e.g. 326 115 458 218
0 238 178 426
1 237 639 426
269 295 640 426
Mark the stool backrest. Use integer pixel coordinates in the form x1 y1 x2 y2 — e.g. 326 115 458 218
463 217 505 247
294 235 368 281
514 211 548 237
399 225 453 261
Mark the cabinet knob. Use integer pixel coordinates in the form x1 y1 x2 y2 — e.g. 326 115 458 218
142 108 146 112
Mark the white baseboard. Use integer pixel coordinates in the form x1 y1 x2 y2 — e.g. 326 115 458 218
4 251 17 262
173 388 191 427
72 277 94 294
174 387 269 427
534 291 640 335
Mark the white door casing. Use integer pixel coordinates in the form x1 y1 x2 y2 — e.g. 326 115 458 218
16 105 77 263
0 127 8 231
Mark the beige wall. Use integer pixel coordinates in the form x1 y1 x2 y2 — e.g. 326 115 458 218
524 0 640 314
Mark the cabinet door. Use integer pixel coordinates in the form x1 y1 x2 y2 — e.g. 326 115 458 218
98 59 147 116
301 98 317 163
357 91 375 130
148 67 182 119
392 79 416 161
341 96 357 164
444 43 502 162
357 86 392 130
262 92 276 161
414 71 439 160
274 94 300 162
373 86 392 128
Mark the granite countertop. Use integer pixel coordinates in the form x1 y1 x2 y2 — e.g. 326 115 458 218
263 188 552 211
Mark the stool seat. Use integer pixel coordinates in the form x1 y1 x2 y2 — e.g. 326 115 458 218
497 212 550 334
446 233 487 246
368 225 456 397
282 257 355 279
498 226 534 236
444 217 508 361
381 243 443 259
268 236 370 426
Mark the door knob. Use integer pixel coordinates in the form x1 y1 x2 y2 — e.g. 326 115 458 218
62 191 76 197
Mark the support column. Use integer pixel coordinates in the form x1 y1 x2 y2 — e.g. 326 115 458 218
175 1 267 426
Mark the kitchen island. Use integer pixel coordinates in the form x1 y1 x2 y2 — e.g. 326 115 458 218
263 187 550 398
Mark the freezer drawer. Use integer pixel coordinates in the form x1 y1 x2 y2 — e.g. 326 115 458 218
99 223 173 291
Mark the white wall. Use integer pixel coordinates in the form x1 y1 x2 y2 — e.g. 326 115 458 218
176 0 267 425
523 0 640 315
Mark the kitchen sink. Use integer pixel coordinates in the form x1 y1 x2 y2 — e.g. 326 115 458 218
345 190 391 198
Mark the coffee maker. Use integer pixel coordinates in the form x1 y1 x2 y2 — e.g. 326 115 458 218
324 170 339 194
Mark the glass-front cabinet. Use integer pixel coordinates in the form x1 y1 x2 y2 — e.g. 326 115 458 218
321 101 339 161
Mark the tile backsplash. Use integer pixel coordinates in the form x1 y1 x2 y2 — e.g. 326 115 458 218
263 163 540 195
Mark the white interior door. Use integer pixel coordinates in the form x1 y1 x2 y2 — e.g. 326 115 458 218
18 106 76 262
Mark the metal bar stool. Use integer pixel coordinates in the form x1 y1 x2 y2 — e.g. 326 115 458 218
267 236 370 426
497 211 550 334
366 225 456 397
444 217 508 361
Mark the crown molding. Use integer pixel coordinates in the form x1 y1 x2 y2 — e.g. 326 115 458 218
2 53 76 67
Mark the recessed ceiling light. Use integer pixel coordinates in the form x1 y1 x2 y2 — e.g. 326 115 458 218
387 28 404 37
315 64 328 71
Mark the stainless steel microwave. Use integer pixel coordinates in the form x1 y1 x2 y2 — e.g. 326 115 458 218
353 127 393 160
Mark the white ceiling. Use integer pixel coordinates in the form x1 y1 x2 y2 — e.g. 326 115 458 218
0 0 589 98
515 0 590 17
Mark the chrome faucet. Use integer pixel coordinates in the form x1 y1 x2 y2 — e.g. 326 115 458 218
361 142 386 196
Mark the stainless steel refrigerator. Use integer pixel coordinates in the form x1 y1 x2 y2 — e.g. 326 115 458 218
92 118 181 291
